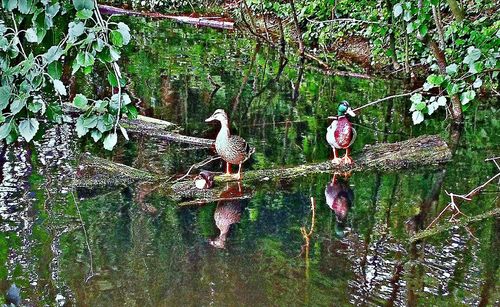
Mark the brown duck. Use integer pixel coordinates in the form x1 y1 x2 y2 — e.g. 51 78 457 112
205 109 255 179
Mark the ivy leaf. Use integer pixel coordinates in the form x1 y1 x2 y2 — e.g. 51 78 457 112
406 22 415 34
53 79 67 96
393 3 403 17
18 118 39 142
25 28 38 42
436 96 447 106
75 115 89 137
426 74 444 86
83 115 98 128
2 0 18 11
43 46 63 63
103 132 117 151
419 24 428 37
410 93 422 103
0 122 13 140
460 90 476 105
445 63 458 75
423 82 433 91
468 61 483 74
91 129 102 142
122 93 131 106
76 9 93 19
412 111 424 125
17 0 31 13
0 85 11 110
110 30 123 47
463 47 481 64
72 0 93 10
73 94 88 109
119 124 129 141
10 98 26 115
107 71 118 87
68 21 85 40
117 22 130 45
473 78 482 88
48 62 62 79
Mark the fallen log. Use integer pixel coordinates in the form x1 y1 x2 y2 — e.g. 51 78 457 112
120 115 213 147
169 134 452 199
98 4 235 30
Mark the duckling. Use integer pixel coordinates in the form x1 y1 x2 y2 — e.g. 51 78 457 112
205 109 255 179
194 170 215 190
326 101 357 164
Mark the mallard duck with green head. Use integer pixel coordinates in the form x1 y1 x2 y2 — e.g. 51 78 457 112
326 101 357 164
205 109 255 179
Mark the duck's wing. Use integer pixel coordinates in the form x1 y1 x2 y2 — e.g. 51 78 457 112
347 126 357 147
228 135 254 161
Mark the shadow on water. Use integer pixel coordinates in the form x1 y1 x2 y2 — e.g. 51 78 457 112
1 17 499 306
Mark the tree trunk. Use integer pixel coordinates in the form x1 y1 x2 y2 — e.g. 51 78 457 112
446 0 465 22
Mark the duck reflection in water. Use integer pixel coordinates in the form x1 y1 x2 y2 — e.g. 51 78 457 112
325 173 354 236
210 183 245 249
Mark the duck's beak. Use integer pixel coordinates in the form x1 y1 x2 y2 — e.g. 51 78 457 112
205 115 215 122
347 107 356 117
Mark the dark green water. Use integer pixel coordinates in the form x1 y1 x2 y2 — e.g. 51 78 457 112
0 18 499 306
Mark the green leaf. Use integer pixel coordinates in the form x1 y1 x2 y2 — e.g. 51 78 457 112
68 21 85 40
122 94 131 105
17 0 31 13
10 98 26 115
27 97 43 113
43 46 63 63
410 93 422 103
393 3 403 17
418 24 428 37
117 22 130 45
426 74 445 86
91 129 102 142
445 63 458 75
2 0 17 11
103 133 117 151
460 90 476 105
75 115 89 137
48 62 62 79
463 47 481 64
83 115 98 128
95 100 108 112
0 122 13 139
436 96 447 106
83 52 95 67
423 82 433 91
25 28 38 42
119 125 129 141
73 94 88 110
110 30 123 47
473 78 482 88
415 102 426 111
446 83 460 95
72 0 93 10
412 111 424 125
53 79 67 96
109 46 120 61
406 22 415 34
0 86 11 110
76 9 93 19
46 103 62 123
107 72 118 87
126 104 138 119
18 118 38 142
468 61 483 74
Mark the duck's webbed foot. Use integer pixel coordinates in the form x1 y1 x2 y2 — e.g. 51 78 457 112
331 157 343 164
342 154 353 165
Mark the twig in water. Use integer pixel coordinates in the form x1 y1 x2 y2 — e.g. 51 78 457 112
426 160 500 231
174 156 221 183
71 191 95 282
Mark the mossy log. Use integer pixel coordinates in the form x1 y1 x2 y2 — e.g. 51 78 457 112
76 135 452 201
120 115 213 147
168 134 452 200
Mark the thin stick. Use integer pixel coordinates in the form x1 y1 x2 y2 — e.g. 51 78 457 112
353 88 423 113
71 191 95 282
174 156 221 183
